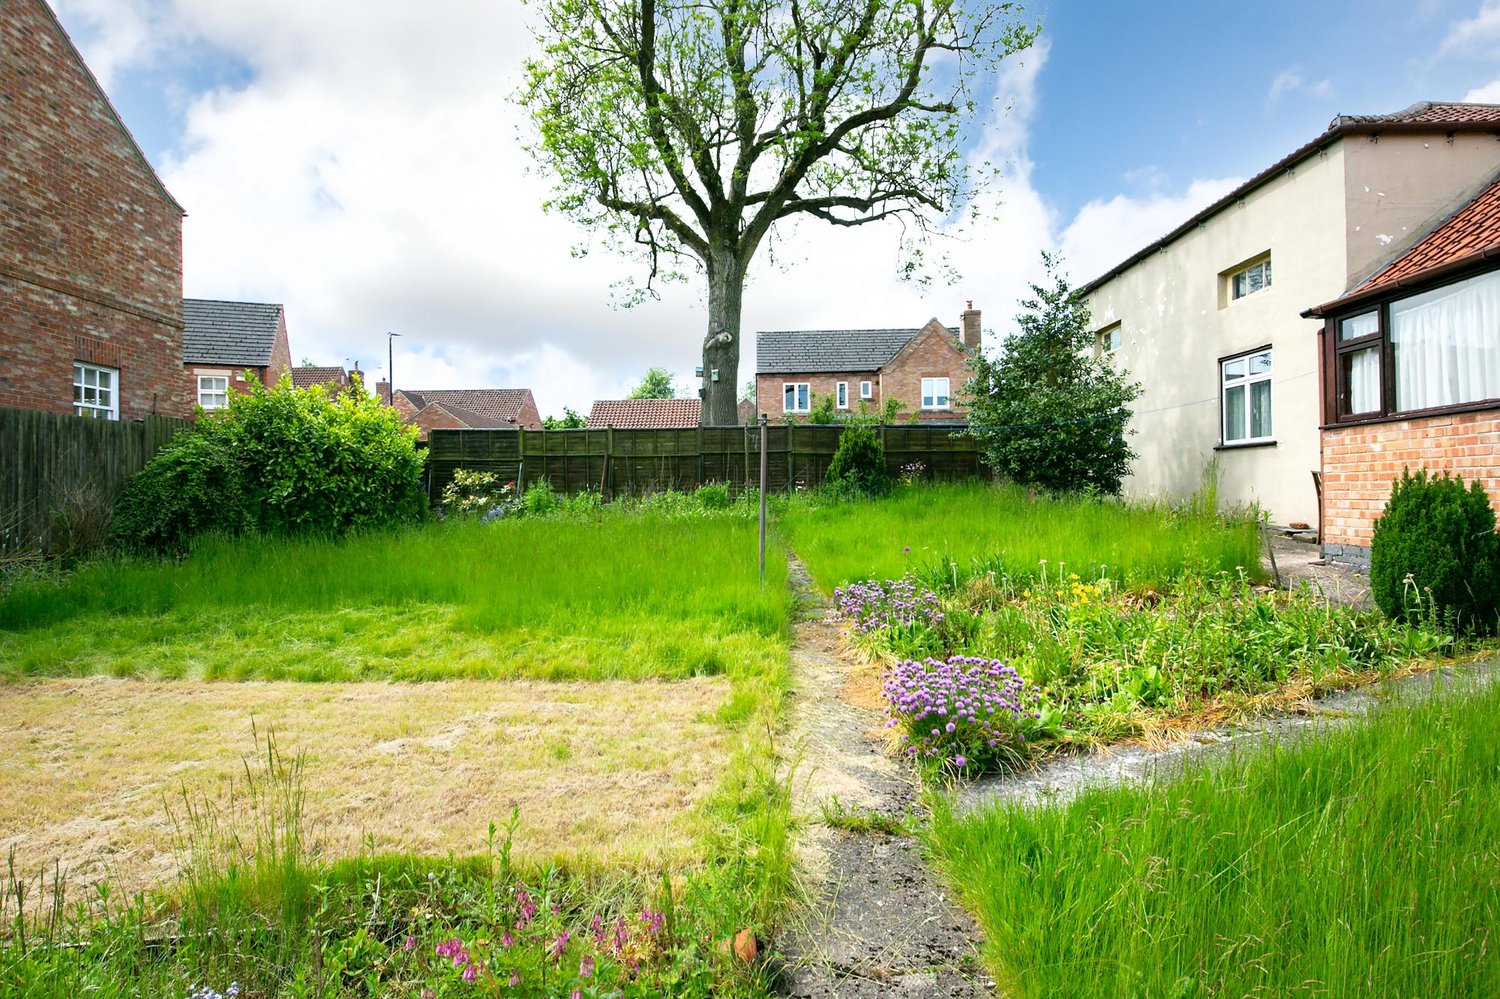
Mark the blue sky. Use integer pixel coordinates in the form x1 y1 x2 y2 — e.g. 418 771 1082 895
50 0 1500 415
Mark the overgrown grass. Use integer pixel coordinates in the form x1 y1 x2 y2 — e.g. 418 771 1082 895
780 481 1263 592
927 675 1500 997
0 509 789 683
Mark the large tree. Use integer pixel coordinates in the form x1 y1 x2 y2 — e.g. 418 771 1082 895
627 366 679 398
520 0 1038 425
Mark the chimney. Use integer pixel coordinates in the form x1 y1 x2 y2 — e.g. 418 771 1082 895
960 300 981 350
375 379 391 405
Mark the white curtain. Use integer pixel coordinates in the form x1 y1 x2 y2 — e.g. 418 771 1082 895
1390 269 1500 411
1346 347 1380 414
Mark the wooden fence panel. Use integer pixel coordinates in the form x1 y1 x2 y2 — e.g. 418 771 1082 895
1 407 191 555
426 422 986 505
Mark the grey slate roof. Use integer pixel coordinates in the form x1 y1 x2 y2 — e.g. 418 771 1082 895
183 298 284 367
756 327 957 374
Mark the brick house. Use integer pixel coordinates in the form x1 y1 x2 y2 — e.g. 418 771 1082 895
586 398 701 428
377 385 543 439
754 305 981 422
0 0 190 420
182 299 292 411
291 364 358 397
1304 169 1500 568
1083 102 1500 528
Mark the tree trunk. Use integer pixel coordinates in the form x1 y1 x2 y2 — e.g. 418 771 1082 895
701 247 745 427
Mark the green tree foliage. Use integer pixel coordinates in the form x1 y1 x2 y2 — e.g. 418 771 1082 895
627 367 679 399
542 407 587 429
826 424 891 497
1371 469 1500 634
112 378 425 553
965 255 1142 494
520 0 1039 425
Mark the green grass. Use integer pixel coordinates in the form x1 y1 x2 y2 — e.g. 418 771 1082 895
927 675 1500 997
779 482 1263 591
0 510 790 682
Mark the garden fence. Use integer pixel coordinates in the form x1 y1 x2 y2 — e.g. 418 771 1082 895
425 422 986 503
0 406 191 555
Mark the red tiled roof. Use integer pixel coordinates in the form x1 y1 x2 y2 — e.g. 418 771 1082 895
290 365 348 390
1306 171 1500 316
397 388 535 424
1356 173 1500 294
1082 102 1500 294
586 398 702 429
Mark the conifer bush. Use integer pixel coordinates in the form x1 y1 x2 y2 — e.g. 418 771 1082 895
825 424 890 497
1370 469 1500 634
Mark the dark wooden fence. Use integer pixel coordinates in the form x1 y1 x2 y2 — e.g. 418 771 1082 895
1 406 191 555
426 423 986 503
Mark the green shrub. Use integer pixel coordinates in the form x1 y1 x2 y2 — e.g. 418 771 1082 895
696 481 731 510
1371 469 1500 634
523 478 558 515
112 378 424 553
441 469 517 517
825 424 890 497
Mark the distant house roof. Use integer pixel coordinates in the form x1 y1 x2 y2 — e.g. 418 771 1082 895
1081 102 1500 295
587 398 702 429
416 401 506 429
756 326 958 374
1306 170 1500 317
183 298 285 367
396 388 536 425
290 365 349 391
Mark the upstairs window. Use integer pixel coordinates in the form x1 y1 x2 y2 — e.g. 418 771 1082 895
1221 349 1272 444
836 381 849 409
1229 256 1272 301
1096 323 1121 355
859 380 873 399
73 362 118 420
783 382 810 414
920 377 951 410
198 375 230 410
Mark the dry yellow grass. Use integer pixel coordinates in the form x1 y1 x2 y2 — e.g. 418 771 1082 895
0 676 733 903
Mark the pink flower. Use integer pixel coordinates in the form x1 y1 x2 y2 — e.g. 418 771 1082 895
461 963 478 983
403 936 417 952
579 954 595 979
501 930 515 948
508 971 520 987
548 930 571 960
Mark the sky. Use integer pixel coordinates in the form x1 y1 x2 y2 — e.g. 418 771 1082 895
48 0 1500 418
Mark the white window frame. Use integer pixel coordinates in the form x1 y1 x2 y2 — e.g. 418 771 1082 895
72 362 119 420
920 376 951 411
783 382 810 414
1229 256 1272 301
1096 323 1121 355
1220 348 1274 445
836 381 849 409
197 373 230 411
859 380 873 400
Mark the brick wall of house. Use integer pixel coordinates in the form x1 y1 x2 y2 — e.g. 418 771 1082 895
880 322 970 422
1321 409 1500 566
514 393 542 431
266 312 292 386
0 0 188 420
756 370 881 419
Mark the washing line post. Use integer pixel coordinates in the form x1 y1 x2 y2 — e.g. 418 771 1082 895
758 414 768 589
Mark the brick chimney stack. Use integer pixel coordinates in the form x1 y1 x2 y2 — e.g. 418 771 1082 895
960 300 981 350
375 379 391 405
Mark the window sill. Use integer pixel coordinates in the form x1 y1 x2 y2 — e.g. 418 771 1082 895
1214 439 1277 451
1322 397 1500 430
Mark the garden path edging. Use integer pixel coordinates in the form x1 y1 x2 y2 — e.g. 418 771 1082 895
772 556 993 999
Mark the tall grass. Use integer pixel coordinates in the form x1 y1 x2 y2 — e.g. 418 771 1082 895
780 482 1262 591
928 676 1500 997
0 511 790 682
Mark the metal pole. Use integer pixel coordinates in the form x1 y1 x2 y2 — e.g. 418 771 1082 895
758 414 768 588
387 331 401 404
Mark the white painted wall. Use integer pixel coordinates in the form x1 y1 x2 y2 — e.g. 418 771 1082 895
1086 132 1500 526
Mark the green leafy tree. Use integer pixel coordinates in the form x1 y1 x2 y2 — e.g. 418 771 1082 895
965 254 1141 494
520 0 1039 425
542 407 587 429
627 367 679 399
112 377 425 553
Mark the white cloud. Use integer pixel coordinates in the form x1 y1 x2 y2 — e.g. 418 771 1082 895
1058 177 1244 288
1464 77 1500 101
1266 67 1334 107
1440 0 1500 57
52 0 169 90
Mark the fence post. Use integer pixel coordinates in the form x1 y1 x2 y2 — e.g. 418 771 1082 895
517 427 526 490
758 415 767 587
787 423 796 490
605 425 614 497
696 426 705 487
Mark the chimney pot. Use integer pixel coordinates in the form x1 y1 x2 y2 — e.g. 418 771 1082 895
960 302 981 350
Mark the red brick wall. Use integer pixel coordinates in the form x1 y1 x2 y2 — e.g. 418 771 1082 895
756 371 881 419
514 392 542 431
880 322 970 422
1321 409 1500 549
0 0 188 420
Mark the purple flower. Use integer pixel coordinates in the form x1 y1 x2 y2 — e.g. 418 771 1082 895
580 954 595 978
461 964 478 983
403 936 417 952
549 930 571 960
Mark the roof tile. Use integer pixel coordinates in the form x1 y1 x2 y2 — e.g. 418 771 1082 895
183 298 284 367
396 388 536 424
1354 172 1500 296
756 327 957 374
586 398 702 428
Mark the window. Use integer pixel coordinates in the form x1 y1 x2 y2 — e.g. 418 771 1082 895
1220 349 1272 444
860 380 873 399
920 377 951 410
1096 323 1121 355
783 382 810 413
1229 256 1272 300
72 362 118 420
1328 270 1500 422
198 375 230 410
836 381 849 409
